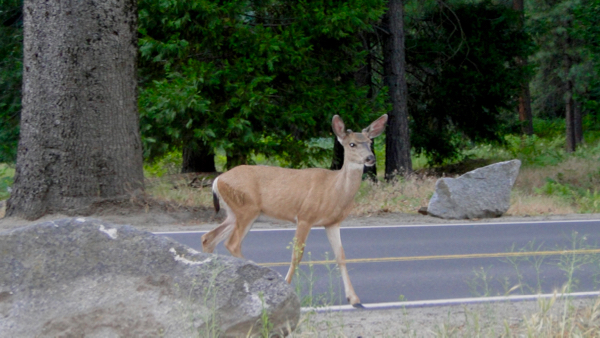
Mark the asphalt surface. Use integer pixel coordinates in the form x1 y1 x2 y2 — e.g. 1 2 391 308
157 219 600 306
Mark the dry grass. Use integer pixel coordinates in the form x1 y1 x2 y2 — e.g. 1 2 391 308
353 175 436 215
143 154 600 218
145 174 216 209
352 155 600 217
519 296 600 338
507 191 577 215
446 295 600 338
515 156 600 195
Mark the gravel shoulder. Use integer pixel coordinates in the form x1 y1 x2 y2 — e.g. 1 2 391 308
2 204 599 233
2 207 600 336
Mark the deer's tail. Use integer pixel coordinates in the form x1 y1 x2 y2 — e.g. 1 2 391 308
212 177 220 213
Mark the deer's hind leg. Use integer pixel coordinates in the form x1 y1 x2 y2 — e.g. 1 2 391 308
224 207 260 258
202 212 236 253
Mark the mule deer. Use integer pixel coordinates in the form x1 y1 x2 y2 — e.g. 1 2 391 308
202 114 388 307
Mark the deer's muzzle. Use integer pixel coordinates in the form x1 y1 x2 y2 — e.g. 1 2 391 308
364 155 376 166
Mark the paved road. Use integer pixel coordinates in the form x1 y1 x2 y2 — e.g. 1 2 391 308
157 219 600 306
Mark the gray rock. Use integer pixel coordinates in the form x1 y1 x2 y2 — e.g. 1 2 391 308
427 160 521 219
0 218 300 337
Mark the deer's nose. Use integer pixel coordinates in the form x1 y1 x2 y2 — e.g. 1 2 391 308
365 154 376 165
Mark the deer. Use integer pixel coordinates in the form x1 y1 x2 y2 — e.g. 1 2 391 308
201 114 388 308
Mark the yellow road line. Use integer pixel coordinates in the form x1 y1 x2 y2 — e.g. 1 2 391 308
258 248 600 267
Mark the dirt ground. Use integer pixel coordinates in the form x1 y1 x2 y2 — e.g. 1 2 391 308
1 203 600 336
2 199 599 232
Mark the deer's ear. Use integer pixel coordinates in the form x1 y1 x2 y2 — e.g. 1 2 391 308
362 114 388 139
332 115 346 142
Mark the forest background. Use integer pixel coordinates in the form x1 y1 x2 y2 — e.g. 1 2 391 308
1 0 600 215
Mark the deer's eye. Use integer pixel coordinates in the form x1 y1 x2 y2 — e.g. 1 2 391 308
349 143 356 147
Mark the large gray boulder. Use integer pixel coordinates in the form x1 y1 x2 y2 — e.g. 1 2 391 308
427 160 521 219
0 218 300 337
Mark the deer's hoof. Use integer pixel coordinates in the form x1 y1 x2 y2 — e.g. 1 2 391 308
352 303 365 309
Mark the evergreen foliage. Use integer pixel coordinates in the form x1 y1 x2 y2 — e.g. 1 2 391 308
405 0 535 164
138 0 388 169
529 0 599 121
573 0 600 118
0 0 21 162
0 0 598 168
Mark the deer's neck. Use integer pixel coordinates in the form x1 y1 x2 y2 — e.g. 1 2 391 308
334 161 364 202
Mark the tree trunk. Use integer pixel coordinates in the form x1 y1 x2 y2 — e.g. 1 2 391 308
565 96 584 152
182 143 216 173
355 33 377 181
565 85 576 152
354 33 373 99
7 0 143 219
330 137 344 170
564 36 577 153
362 141 377 181
517 77 534 135
382 0 412 179
574 101 583 145
513 0 534 136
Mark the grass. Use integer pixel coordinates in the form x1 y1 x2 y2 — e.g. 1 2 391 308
0 163 13 200
2 123 600 217
144 173 216 209
139 148 600 217
134 125 600 217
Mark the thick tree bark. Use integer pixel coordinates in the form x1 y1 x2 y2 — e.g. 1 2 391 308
513 0 534 136
356 33 377 181
181 143 216 173
563 36 581 153
564 89 584 153
565 83 576 152
7 0 143 219
382 0 412 179
330 137 344 170
354 33 373 99
574 101 583 145
517 80 534 135
563 50 577 153
362 141 377 181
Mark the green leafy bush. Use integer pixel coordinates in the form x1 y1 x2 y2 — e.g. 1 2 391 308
0 0 22 163
407 1 535 165
0 165 14 200
504 134 565 166
535 177 600 213
137 0 388 169
143 151 183 178
535 178 575 200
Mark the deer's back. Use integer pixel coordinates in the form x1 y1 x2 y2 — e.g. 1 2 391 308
217 165 354 225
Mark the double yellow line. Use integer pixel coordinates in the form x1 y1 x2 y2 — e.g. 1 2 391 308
259 248 600 267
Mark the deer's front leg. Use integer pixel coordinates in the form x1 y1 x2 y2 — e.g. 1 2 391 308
325 224 362 308
285 221 311 283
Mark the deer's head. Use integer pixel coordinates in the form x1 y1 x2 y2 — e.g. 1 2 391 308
332 114 388 167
